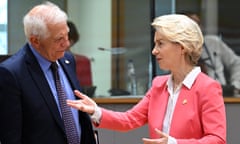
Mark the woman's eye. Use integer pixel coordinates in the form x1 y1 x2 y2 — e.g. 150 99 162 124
158 42 162 45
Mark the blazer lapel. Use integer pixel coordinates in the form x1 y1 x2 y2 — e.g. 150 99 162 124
24 47 65 132
59 57 79 90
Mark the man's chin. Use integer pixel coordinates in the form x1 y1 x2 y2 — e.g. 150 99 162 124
55 52 65 60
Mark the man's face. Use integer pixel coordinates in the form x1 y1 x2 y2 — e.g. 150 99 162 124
32 21 70 62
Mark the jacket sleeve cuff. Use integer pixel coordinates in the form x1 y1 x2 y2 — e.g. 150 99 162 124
90 106 102 124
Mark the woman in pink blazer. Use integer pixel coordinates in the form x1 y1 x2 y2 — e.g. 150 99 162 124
67 14 226 144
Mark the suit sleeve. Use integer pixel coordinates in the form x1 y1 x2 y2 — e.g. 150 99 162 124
96 95 149 131
0 67 23 143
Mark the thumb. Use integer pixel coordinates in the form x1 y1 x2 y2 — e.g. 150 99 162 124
155 128 168 138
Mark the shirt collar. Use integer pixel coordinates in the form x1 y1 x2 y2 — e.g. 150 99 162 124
29 43 53 72
167 67 201 89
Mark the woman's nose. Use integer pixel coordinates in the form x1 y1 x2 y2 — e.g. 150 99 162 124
152 47 158 55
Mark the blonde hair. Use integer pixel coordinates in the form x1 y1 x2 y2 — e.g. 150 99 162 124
23 1 68 41
151 14 203 65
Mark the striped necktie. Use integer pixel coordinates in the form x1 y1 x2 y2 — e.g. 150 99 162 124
51 62 80 144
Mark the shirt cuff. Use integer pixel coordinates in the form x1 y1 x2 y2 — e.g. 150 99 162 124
90 105 102 124
168 136 177 144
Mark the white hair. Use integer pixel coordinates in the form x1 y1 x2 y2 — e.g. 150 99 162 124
152 14 204 65
23 1 68 41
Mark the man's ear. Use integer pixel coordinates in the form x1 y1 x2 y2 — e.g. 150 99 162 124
29 35 40 48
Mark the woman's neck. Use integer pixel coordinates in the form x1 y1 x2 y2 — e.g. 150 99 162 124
172 66 194 86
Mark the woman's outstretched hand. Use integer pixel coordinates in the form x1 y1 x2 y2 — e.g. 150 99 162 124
67 90 97 115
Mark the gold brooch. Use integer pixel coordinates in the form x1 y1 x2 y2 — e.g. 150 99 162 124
182 99 187 105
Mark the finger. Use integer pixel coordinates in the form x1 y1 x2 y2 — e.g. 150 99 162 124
74 90 87 99
142 138 163 144
143 138 170 144
155 128 168 138
66 99 79 105
66 100 82 109
142 138 152 141
142 137 153 143
67 100 89 111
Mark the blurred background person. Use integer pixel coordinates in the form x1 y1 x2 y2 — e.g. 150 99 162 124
67 14 226 144
183 11 240 97
67 21 93 87
67 21 96 97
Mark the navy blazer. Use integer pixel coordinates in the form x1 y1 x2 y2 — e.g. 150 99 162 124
0 43 96 144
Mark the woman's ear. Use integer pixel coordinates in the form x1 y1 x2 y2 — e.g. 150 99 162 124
176 43 185 55
181 46 186 55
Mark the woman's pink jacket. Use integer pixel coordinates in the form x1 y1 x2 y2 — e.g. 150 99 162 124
97 73 226 144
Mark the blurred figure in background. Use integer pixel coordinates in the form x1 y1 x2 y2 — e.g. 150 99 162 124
183 11 240 97
67 21 96 97
67 21 93 87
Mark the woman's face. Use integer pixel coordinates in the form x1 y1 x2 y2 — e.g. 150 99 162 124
152 31 183 71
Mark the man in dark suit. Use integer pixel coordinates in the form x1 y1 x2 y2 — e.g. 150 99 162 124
0 1 96 144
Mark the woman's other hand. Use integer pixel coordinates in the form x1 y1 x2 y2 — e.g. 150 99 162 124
142 128 169 144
